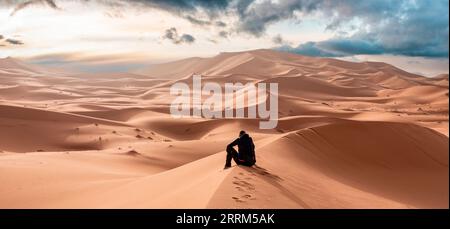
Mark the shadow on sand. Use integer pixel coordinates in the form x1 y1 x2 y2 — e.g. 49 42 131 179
241 164 311 209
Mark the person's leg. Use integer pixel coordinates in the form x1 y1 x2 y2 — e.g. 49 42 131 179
241 161 255 167
225 145 239 167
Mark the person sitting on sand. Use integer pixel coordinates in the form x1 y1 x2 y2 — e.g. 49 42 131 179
224 130 256 169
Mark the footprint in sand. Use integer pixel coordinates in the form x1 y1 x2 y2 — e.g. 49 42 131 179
232 173 257 203
242 194 256 201
232 180 255 191
233 172 256 190
232 196 245 203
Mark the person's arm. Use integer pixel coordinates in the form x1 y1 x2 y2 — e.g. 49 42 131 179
251 138 255 151
250 138 256 162
227 138 240 149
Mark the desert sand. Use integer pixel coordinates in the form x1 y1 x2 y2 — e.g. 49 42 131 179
0 49 448 208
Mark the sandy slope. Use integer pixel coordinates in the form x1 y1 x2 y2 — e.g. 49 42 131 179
0 49 448 208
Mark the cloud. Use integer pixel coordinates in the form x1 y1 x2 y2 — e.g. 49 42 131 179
116 0 230 17
180 34 195 43
1 0 448 58
235 0 320 37
183 16 226 29
116 0 449 59
272 35 283 45
184 15 211 26
231 0 448 58
207 38 218 44
0 34 24 46
162 27 195 44
5 38 24 45
272 0 449 58
163 27 178 41
218 31 228 39
282 39 384 57
215 21 227 27
277 42 340 57
10 0 59 16
279 36 448 58
272 34 291 46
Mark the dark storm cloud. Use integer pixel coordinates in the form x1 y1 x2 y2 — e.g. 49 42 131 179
270 0 449 58
163 27 195 44
235 0 320 37
279 36 448 58
0 35 4 40
123 0 448 58
1 0 448 58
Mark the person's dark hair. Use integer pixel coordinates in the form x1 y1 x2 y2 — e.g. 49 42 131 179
239 130 246 137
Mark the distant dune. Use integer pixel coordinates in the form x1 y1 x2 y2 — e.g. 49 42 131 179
0 49 448 208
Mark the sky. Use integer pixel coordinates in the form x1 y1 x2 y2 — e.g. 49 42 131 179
0 0 448 76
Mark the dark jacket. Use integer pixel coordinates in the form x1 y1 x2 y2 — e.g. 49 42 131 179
227 134 256 164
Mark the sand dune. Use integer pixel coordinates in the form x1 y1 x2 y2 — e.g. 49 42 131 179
0 49 448 208
209 121 448 209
